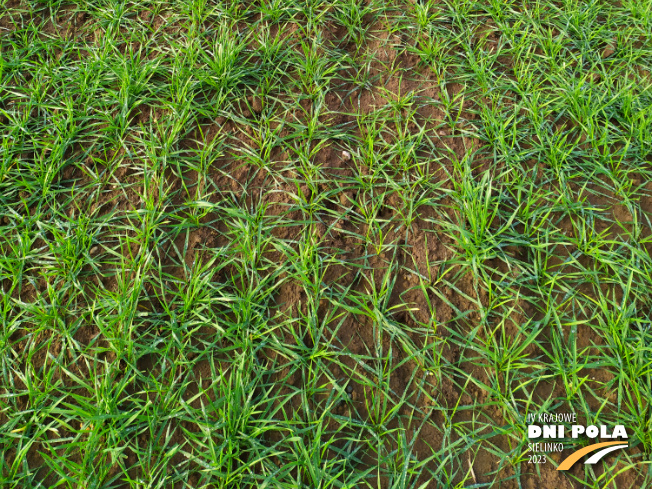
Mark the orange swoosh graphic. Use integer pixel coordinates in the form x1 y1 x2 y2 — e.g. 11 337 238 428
557 441 628 471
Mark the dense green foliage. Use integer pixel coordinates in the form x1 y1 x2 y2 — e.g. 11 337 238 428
1 0 651 487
